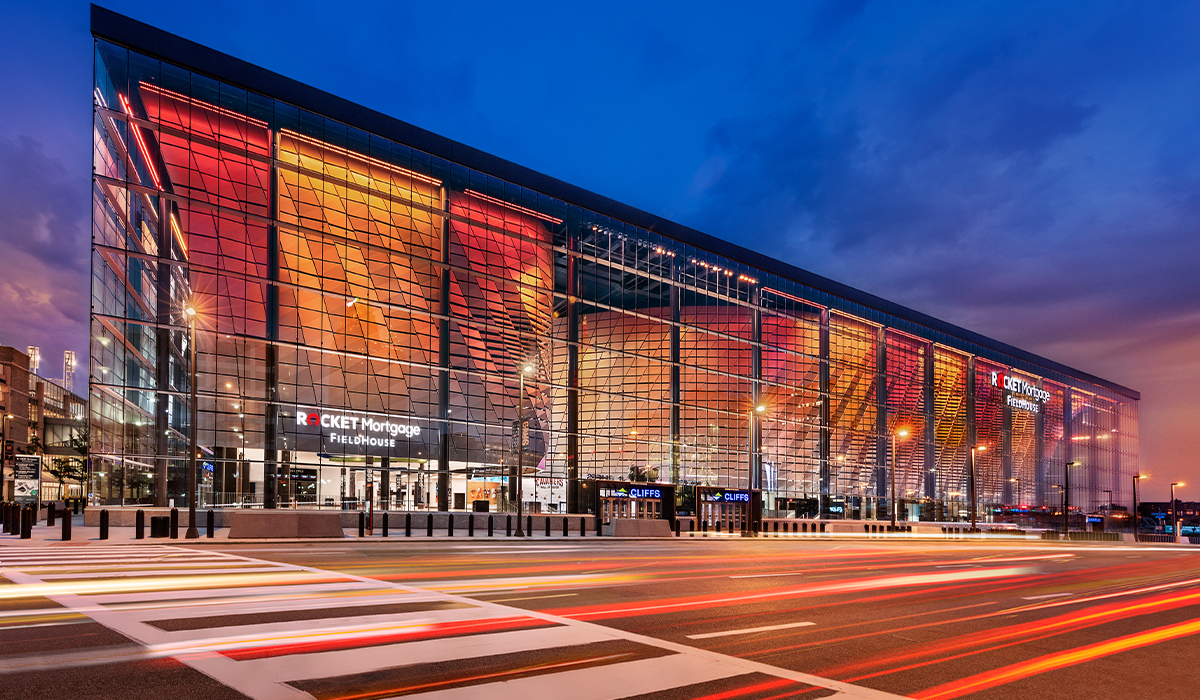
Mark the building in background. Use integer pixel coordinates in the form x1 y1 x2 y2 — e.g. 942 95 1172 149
88 6 1139 527
1 345 88 500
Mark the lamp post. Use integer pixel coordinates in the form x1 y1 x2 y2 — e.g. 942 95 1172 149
968 445 986 532
1009 477 1021 527
1063 461 1081 535
891 427 909 528
1171 482 1184 542
1133 474 1147 538
514 363 533 538
184 305 200 539
751 403 765 487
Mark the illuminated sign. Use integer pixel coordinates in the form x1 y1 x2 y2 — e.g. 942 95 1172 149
991 372 1050 414
704 489 751 503
296 409 421 448
607 486 662 499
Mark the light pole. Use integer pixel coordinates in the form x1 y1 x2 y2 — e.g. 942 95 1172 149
1009 477 1021 527
1063 461 1081 535
184 305 200 539
1171 482 1184 542
969 445 986 532
514 363 533 538
1133 474 1147 538
890 427 909 528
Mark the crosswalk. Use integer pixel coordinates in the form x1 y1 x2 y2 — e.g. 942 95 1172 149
0 546 906 699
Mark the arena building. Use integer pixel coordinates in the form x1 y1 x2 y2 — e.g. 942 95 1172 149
88 6 1139 530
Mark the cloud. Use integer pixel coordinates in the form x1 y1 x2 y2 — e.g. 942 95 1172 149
0 134 89 366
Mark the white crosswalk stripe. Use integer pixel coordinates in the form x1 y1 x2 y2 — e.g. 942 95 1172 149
0 545 907 700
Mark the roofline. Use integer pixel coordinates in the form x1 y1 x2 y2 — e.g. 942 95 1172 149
90 4 1139 401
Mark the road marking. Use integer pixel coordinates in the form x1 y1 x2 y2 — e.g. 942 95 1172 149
484 593 579 603
730 571 805 579
1022 593 1074 600
688 621 816 639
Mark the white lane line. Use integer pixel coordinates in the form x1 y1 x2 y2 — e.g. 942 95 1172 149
242 624 613 683
687 621 816 639
87 581 380 605
1022 593 1074 600
729 571 804 579
35 566 294 580
403 652 746 700
484 593 579 603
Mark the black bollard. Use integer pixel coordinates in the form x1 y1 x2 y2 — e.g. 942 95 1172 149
73 498 80 516
170 508 179 539
716 520 722 534
3 503 9 534
358 511 366 537
675 519 681 537
580 516 586 537
563 517 568 537
488 515 494 537
100 509 110 540
382 513 389 537
426 513 433 537
206 509 214 538
21 507 32 539
405 512 411 537
468 514 474 537
506 514 512 537
545 516 550 537
527 515 533 535
48 503 56 527
135 509 145 539
447 514 454 537
62 508 71 541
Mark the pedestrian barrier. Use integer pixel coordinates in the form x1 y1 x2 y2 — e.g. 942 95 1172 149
206 509 214 538
170 508 179 539
150 516 170 538
563 517 569 537
488 515 494 537
545 516 551 537
21 506 32 539
468 514 475 537
47 503 56 527
61 508 71 541
358 511 366 537
135 509 145 539
506 514 512 536
405 513 412 537
99 509 109 540
382 513 389 537
447 514 454 537
427 514 433 537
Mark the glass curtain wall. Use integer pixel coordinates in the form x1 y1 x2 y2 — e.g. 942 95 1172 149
90 40 1139 521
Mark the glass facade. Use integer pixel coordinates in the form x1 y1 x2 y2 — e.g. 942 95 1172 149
88 22 1140 525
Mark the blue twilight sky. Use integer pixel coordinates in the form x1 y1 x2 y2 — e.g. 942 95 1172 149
0 1 1197 498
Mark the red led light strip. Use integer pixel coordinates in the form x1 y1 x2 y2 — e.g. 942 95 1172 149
139 82 270 128
464 189 563 224
119 93 163 190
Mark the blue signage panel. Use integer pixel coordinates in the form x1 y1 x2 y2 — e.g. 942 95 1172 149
702 489 751 503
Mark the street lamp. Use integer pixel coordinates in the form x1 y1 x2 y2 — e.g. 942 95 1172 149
891 427 910 528
1009 477 1021 527
1133 474 1147 539
184 305 200 540
969 444 986 532
1171 482 1184 542
514 363 534 538
1063 461 1081 536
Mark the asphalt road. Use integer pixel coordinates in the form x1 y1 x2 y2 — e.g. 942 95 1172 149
3 536 1200 699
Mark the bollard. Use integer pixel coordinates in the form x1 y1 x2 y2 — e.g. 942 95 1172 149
21 507 33 538
62 508 71 541
405 512 411 537
596 515 602 536
447 514 454 537
563 517 568 537
468 514 474 537
527 515 533 536
675 519 680 537
716 520 722 534
135 509 145 539
506 514 512 537
580 516 586 537
206 510 214 538
3 503 9 534
48 503 56 527
545 516 550 537
170 508 179 539
382 513 389 537
99 509 110 540
488 515 494 537
426 513 433 537
73 498 81 516
774 521 779 536
358 511 366 537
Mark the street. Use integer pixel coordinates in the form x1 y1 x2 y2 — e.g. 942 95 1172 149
3 536 1200 699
